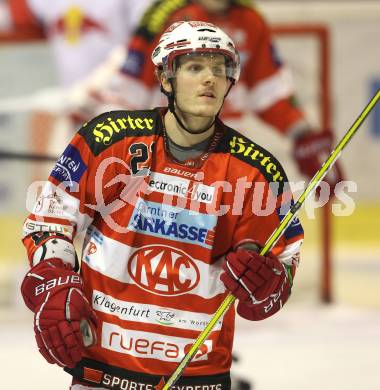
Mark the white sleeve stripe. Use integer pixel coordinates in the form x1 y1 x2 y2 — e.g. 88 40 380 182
249 67 295 112
99 73 152 110
278 240 303 266
35 291 66 367
26 272 45 280
35 292 50 332
27 181 94 240
0 3 12 29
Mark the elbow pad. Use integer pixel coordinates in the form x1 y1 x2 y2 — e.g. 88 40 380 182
32 235 77 270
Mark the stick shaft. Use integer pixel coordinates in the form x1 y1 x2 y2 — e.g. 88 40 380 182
162 89 380 390
0 151 57 162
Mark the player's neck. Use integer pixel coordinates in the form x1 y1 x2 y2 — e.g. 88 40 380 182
164 110 215 147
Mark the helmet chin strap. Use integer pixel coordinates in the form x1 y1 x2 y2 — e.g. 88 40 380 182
163 79 234 135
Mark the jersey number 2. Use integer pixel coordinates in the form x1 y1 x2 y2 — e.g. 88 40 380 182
129 143 153 175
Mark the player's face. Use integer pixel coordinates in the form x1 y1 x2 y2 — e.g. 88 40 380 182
173 54 230 118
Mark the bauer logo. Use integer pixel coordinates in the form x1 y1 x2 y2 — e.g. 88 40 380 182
51 145 87 188
128 199 216 248
127 244 200 296
34 275 81 296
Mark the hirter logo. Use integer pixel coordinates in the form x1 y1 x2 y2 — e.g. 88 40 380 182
128 245 200 296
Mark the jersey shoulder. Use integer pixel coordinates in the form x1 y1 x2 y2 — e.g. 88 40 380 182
78 109 161 156
221 124 288 186
232 1 268 28
135 0 191 42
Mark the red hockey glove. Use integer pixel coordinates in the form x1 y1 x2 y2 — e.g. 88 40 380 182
21 258 97 368
220 248 291 321
292 129 344 190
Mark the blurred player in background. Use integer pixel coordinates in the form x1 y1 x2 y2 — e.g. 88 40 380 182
0 0 153 176
86 0 343 190
20 20 303 390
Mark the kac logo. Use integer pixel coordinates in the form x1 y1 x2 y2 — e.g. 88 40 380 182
128 245 200 296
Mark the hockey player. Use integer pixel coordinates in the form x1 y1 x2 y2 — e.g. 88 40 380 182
89 0 343 190
21 21 303 390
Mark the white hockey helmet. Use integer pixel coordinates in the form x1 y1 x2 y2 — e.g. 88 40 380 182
151 21 240 84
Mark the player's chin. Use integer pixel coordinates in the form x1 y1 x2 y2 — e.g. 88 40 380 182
194 101 222 117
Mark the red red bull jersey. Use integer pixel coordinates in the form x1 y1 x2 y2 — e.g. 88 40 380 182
117 0 304 133
23 108 303 382
7 0 152 86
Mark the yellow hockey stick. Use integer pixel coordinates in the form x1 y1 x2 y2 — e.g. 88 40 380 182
158 89 380 390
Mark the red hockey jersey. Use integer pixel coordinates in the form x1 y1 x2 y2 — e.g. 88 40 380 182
23 108 303 385
6 0 152 86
